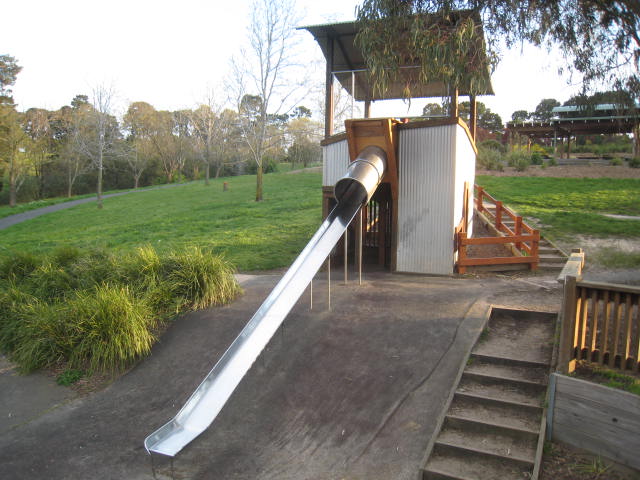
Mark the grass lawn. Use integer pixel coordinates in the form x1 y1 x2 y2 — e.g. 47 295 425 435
476 176 640 239
0 171 323 272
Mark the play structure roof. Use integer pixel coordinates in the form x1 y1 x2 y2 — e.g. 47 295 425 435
301 15 494 101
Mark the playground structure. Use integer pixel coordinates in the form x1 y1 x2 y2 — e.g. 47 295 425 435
147 14 495 459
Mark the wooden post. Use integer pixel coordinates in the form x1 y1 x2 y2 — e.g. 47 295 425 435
515 216 522 250
457 232 467 274
324 37 335 139
495 201 503 230
364 100 371 119
558 275 579 374
378 201 387 266
531 230 539 271
469 95 477 141
476 186 484 213
450 87 459 119
357 207 363 285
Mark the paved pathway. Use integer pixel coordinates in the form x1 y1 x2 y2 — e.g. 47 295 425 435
0 184 186 231
0 271 563 480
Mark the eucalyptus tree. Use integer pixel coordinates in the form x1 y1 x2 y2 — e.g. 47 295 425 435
355 1 640 101
0 55 21 105
123 101 157 188
0 106 31 206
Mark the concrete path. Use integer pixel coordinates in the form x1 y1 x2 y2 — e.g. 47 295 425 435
0 184 186 231
0 271 562 480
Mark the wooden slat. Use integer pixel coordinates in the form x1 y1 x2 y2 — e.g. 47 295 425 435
551 374 640 470
623 294 633 370
610 292 622 369
577 287 589 360
600 290 611 366
588 289 600 361
460 234 538 245
576 280 640 295
633 294 640 373
457 256 537 266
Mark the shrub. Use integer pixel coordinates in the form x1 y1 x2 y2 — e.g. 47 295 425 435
162 247 241 310
68 285 155 372
547 157 558 166
629 157 640 168
0 251 40 281
530 152 543 165
478 139 505 153
609 157 623 166
0 246 241 374
477 146 504 171
507 151 531 171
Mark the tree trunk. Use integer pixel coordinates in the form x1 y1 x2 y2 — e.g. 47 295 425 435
97 164 103 209
215 164 222 178
205 163 210 185
134 174 140 189
9 179 16 207
256 165 263 201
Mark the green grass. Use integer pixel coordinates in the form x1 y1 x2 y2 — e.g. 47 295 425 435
476 176 640 240
0 172 323 271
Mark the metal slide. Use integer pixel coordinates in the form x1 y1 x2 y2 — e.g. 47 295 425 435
145 146 387 457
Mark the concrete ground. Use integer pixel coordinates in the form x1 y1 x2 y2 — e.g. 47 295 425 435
0 271 564 480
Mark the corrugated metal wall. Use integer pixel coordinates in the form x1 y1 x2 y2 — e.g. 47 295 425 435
322 140 349 187
397 125 456 274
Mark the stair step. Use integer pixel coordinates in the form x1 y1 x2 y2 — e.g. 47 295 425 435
467 355 549 385
473 310 555 365
458 372 546 406
439 417 537 463
539 255 565 263
423 444 533 480
449 393 542 433
538 263 565 270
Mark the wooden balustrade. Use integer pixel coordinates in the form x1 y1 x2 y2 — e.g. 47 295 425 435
559 277 640 374
456 185 540 273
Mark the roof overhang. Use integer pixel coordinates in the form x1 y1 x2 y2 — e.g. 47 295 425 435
301 13 494 101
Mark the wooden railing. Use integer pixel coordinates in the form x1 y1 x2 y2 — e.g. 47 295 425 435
456 185 540 273
559 275 640 374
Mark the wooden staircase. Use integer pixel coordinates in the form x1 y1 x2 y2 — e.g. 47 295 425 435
421 308 556 480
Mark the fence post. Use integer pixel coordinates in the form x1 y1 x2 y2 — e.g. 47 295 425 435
515 216 522 250
457 231 467 274
530 230 539 270
495 201 503 231
558 275 579 374
476 186 484 213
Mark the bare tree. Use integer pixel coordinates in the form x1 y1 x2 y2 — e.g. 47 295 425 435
76 84 118 208
231 0 303 201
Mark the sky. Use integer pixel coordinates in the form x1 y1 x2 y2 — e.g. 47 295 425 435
2 0 583 123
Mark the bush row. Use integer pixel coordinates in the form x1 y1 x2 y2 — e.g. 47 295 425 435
0 246 241 373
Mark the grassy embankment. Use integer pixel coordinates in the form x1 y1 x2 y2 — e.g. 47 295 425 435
476 175 640 267
0 171 323 271
0 171 321 376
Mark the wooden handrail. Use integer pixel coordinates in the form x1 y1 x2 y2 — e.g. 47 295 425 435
458 185 540 274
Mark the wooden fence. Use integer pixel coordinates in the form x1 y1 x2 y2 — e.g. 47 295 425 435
559 275 640 374
456 185 540 273
547 373 640 470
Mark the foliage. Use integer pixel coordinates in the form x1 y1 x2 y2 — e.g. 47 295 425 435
506 150 531 171
476 146 503 171
355 1 640 100
629 157 640 168
0 246 240 373
609 157 623 166
56 369 83 386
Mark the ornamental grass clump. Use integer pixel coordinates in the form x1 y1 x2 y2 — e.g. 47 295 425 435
0 245 240 374
68 285 155 373
162 246 241 311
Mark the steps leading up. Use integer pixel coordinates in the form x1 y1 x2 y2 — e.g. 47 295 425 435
420 308 556 480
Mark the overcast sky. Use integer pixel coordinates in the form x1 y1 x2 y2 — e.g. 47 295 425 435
3 0 582 123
